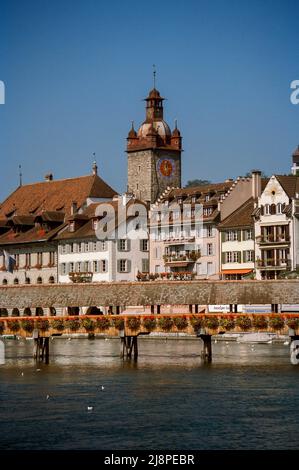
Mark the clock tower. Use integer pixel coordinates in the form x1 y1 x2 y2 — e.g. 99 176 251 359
126 87 182 204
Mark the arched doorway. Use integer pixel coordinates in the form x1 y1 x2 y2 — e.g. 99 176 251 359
25 278 30 285
49 276 55 284
24 307 32 316
37 277 42 284
49 307 56 316
35 307 44 316
0 308 8 317
12 308 20 317
13 278 19 285
2 279 7 285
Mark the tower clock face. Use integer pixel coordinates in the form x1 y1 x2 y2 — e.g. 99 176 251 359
157 158 175 177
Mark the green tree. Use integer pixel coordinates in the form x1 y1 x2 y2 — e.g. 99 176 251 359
185 179 211 188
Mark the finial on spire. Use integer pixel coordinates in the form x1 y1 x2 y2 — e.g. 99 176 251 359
131 120 135 130
153 64 156 89
18 164 22 187
174 119 178 129
92 153 98 176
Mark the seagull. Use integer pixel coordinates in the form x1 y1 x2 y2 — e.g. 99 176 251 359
101 386 105 391
68 338 71 341
87 406 93 411
46 395 50 400
21 372 24 376
36 368 41 372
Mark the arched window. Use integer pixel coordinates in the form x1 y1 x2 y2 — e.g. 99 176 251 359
13 278 19 285
12 308 20 317
2 279 7 285
50 307 56 316
0 308 8 317
49 276 55 284
25 277 30 284
37 277 42 284
35 307 43 316
24 307 31 316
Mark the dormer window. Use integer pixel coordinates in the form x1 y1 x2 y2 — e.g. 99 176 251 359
93 219 98 230
69 221 75 232
178 198 182 205
205 194 210 202
191 196 196 203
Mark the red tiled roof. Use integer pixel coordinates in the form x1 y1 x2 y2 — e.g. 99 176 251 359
0 174 117 219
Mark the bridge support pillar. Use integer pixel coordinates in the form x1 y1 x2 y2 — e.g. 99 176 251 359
199 334 212 363
120 335 138 361
34 337 49 363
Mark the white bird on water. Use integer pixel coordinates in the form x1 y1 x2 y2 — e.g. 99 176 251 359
101 386 105 391
21 372 24 376
284 340 290 346
87 406 93 411
36 368 41 372
46 395 50 400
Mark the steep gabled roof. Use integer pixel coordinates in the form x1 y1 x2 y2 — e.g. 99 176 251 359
275 175 299 199
219 198 254 229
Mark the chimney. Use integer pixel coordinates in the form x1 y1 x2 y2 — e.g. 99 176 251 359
71 201 78 215
44 173 53 181
252 170 262 199
92 161 98 176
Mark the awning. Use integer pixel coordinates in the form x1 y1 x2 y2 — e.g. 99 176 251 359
221 269 253 275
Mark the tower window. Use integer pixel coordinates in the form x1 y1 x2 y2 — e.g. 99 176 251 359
136 183 139 190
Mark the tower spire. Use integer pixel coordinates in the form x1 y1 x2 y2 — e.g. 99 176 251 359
92 153 98 176
153 64 156 89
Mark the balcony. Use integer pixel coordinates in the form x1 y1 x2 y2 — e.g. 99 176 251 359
256 235 290 245
256 258 291 270
69 272 93 283
163 251 201 266
163 236 195 245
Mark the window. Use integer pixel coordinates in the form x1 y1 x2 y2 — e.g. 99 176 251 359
154 247 161 259
37 252 43 266
226 252 232 263
227 230 238 241
69 262 74 273
78 243 82 253
93 242 97 251
85 242 89 252
205 194 210 202
93 261 99 273
93 220 98 230
61 263 66 275
101 260 108 273
207 243 213 256
244 250 254 262
49 252 55 266
140 239 148 251
277 203 285 214
265 204 270 215
233 252 239 263
49 276 55 284
83 261 89 272
118 239 130 251
76 262 82 273
203 207 213 216
207 225 213 237
69 221 75 232
25 277 30 284
244 229 253 240
2 279 7 285
119 259 127 273
37 277 42 284
142 258 149 272
61 245 67 254
13 278 19 285
69 243 74 253
25 253 31 267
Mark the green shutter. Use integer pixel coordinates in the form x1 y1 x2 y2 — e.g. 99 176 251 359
237 230 241 241
242 251 246 263
127 260 131 273
221 232 226 242
117 259 121 273
237 251 241 263
221 252 226 264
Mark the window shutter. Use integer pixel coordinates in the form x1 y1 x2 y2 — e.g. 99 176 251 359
260 205 264 215
126 239 131 251
127 260 131 273
142 259 149 272
237 252 241 263
242 251 246 263
117 240 121 251
221 252 226 264
237 230 241 242
221 232 226 242
117 259 121 273
139 240 143 251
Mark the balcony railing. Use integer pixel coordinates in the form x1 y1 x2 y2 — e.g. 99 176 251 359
163 236 195 244
256 258 291 268
69 272 93 283
163 251 201 264
256 235 290 244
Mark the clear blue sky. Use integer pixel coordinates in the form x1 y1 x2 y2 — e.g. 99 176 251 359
0 0 298 201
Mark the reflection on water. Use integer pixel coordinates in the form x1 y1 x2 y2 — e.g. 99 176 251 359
0 337 298 450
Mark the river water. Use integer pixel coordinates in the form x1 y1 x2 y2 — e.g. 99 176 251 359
0 337 298 450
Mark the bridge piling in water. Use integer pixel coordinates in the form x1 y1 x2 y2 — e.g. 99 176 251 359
120 335 138 360
199 334 212 363
34 337 49 363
